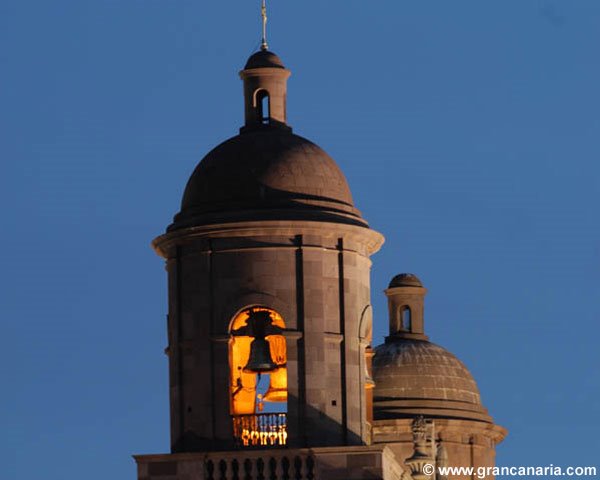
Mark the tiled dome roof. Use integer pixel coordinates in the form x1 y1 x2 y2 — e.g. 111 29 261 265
170 130 366 230
373 339 492 423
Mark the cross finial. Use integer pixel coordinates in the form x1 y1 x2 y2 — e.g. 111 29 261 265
260 0 269 51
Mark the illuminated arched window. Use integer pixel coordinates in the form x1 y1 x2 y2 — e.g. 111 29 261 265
229 307 287 447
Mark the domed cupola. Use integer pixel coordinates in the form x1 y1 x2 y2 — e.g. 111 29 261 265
150 35 384 453
167 48 368 232
137 4 509 475
372 274 494 423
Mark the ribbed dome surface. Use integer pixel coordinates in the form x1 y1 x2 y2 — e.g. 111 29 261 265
373 339 492 423
171 130 366 230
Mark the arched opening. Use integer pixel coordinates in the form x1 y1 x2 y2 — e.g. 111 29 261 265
254 89 271 124
229 306 287 447
401 306 412 331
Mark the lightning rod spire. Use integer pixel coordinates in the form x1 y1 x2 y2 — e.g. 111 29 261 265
260 0 269 51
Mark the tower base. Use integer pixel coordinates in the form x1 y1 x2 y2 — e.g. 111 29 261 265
134 444 406 480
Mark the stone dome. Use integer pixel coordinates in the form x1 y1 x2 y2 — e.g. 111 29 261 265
170 129 366 230
244 50 286 69
388 273 423 288
372 339 492 423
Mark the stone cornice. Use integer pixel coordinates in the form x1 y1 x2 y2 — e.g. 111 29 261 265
153 220 384 258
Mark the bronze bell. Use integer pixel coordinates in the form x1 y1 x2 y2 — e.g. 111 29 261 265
243 337 278 373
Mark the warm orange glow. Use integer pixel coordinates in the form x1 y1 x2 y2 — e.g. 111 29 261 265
229 307 288 415
230 307 285 331
266 334 286 365
232 413 287 448
263 366 287 402
229 335 257 414
240 427 288 447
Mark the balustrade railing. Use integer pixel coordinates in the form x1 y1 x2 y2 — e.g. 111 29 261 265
204 454 315 480
232 413 287 448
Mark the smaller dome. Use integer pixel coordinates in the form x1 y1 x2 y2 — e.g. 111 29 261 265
388 273 423 288
244 50 286 69
373 339 492 423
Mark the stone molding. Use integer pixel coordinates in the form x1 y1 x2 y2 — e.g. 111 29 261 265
153 220 384 259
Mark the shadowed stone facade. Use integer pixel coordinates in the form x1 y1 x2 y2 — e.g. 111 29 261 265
134 45 506 480
154 222 382 452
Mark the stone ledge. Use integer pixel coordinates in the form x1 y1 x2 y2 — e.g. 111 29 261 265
134 444 407 480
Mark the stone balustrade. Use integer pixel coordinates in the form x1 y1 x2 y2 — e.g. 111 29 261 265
135 445 406 480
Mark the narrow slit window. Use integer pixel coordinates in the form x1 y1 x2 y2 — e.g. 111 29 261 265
261 94 270 123
401 307 411 331
255 89 271 124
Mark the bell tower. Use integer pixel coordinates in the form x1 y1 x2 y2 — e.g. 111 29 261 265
150 38 384 454
134 8 507 480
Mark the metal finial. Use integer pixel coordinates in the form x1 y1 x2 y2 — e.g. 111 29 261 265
260 0 269 51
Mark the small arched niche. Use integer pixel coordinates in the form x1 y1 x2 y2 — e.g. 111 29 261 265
253 89 271 124
400 306 412 331
229 306 288 448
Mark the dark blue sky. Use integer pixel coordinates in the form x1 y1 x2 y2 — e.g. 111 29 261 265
2 1 599 479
